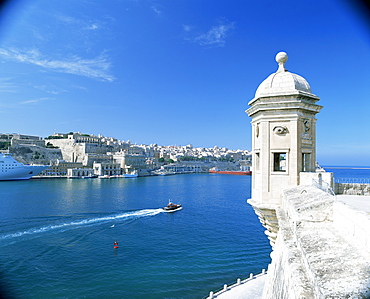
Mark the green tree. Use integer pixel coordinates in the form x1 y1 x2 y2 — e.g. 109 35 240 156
0 141 10 150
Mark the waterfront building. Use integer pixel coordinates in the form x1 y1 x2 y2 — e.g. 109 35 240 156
93 162 122 176
82 153 113 166
2 131 252 176
67 168 94 178
159 163 202 174
42 161 83 176
113 152 147 175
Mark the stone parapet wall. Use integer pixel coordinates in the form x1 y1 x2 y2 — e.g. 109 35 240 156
299 172 333 188
262 185 370 298
333 197 370 260
262 208 315 298
334 183 370 195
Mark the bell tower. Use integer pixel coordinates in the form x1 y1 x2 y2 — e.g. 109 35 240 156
246 52 322 246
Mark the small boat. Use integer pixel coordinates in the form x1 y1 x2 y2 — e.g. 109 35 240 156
154 170 176 176
163 201 182 212
123 170 138 178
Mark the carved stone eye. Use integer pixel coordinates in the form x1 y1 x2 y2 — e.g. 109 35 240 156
273 126 288 135
303 120 310 132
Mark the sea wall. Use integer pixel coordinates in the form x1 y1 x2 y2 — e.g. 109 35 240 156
262 185 370 298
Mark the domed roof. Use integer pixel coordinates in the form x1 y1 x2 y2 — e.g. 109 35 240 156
252 52 315 100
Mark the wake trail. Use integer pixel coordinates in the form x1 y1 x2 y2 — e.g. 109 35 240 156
0 208 164 241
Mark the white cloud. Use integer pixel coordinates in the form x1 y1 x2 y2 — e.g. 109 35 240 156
34 85 66 95
185 21 235 47
151 5 162 16
0 78 18 93
56 15 79 25
0 48 115 82
182 25 193 32
20 97 52 104
85 24 99 30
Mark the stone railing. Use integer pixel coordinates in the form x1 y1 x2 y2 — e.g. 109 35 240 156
312 178 336 196
334 178 370 184
205 269 267 299
334 178 370 195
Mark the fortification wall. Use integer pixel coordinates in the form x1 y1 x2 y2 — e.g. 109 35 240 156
262 186 370 298
9 144 62 164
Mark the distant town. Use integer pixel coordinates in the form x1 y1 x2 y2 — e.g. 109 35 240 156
0 132 251 177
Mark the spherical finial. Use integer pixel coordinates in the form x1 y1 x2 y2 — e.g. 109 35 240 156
276 52 288 64
275 52 288 72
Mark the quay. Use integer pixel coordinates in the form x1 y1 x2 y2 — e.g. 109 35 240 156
206 270 267 299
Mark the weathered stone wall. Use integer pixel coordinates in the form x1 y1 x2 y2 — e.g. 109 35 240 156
335 183 370 195
333 197 370 261
47 139 125 164
262 185 370 298
9 144 62 165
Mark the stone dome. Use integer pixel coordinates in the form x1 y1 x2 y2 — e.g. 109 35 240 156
253 52 314 100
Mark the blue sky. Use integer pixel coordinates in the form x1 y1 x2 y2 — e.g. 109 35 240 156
0 0 369 166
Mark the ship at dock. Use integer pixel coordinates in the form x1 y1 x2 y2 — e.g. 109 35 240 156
209 167 251 175
0 153 49 181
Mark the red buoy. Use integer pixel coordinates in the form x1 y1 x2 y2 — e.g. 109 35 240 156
113 241 119 249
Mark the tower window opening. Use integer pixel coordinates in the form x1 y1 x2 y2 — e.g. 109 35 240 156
273 153 287 172
254 152 260 171
302 153 311 172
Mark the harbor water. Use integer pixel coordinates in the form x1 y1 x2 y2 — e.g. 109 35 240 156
1 167 369 298
0 174 270 299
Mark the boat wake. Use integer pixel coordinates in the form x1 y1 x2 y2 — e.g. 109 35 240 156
0 208 164 242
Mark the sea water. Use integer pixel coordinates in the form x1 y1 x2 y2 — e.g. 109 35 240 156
0 174 270 299
1 168 369 299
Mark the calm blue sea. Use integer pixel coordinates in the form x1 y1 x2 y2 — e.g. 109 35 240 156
323 166 370 180
1 168 369 299
0 174 271 299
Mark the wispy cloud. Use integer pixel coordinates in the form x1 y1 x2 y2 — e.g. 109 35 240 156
0 78 18 93
20 97 53 105
184 20 235 47
34 85 66 95
151 5 162 16
55 15 79 25
72 85 88 91
182 25 193 32
55 13 110 32
84 23 99 30
0 48 115 82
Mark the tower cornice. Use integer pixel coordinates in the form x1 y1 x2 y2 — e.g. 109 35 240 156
246 95 323 118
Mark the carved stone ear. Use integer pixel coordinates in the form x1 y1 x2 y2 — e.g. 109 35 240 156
273 126 288 135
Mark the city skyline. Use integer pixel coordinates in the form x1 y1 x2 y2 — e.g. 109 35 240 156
0 0 369 166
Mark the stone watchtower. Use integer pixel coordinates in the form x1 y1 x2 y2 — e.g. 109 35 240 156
246 52 323 246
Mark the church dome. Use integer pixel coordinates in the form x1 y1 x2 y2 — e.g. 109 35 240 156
253 52 314 100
